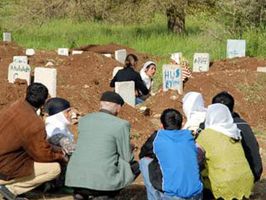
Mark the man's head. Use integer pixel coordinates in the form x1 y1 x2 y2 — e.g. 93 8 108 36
100 91 124 115
25 83 48 109
160 108 183 130
212 91 234 113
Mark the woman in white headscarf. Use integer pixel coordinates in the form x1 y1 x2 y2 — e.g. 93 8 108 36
182 92 206 134
140 61 157 92
196 103 254 200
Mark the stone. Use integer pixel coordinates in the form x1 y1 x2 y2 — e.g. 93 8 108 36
58 48 69 56
115 49 127 64
103 53 112 58
34 67 57 97
8 62 31 85
115 81 135 107
112 66 123 77
162 64 183 94
193 53 210 72
170 52 182 64
25 49 35 56
227 39 246 58
257 67 266 73
3 32 11 42
13 56 28 64
72 50 83 55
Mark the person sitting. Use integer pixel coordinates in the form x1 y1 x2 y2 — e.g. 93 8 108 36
140 61 157 98
44 97 76 155
139 108 203 200
65 91 139 200
212 91 263 182
110 54 149 104
196 103 254 200
0 83 67 200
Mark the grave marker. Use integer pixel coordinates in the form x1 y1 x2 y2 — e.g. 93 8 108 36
3 32 11 42
170 52 182 64
115 49 127 64
193 53 210 72
26 49 35 56
103 53 112 58
227 39 246 58
112 66 123 77
58 48 69 56
34 67 57 97
8 62 31 85
162 64 183 94
72 50 83 55
257 67 266 73
115 81 135 107
13 56 28 64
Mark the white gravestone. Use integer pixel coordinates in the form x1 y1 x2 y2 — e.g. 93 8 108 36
58 48 69 56
3 32 11 42
193 53 210 72
115 81 135 107
72 50 83 55
163 64 183 94
257 67 266 73
227 39 246 58
26 49 35 56
8 62 31 85
112 66 124 77
13 56 28 64
170 52 182 64
115 49 127 64
34 67 57 97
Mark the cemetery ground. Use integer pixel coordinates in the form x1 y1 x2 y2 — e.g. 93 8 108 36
1 41 266 199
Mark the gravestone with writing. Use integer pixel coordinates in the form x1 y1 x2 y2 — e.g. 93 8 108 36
115 49 127 64
34 67 57 97
13 56 28 64
193 53 210 72
3 32 11 42
170 52 182 64
115 81 135 107
227 39 246 58
26 49 35 56
58 48 69 56
163 64 183 94
8 62 31 85
112 66 124 77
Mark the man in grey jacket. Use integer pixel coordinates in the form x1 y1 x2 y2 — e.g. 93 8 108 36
65 91 139 200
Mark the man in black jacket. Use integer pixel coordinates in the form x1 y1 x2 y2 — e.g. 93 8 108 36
212 91 263 182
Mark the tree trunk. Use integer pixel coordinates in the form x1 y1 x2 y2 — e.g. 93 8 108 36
166 4 185 34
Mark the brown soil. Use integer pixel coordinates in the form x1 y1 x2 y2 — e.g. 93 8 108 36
1 42 266 199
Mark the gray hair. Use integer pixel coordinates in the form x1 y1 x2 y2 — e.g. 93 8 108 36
100 101 120 115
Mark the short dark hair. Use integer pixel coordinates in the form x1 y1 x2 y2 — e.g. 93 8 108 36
212 91 234 112
160 108 183 130
25 83 48 109
125 54 138 68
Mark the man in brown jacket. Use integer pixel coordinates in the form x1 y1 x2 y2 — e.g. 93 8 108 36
0 83 66 199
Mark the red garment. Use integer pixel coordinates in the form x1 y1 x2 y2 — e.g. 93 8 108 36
0 99 64 181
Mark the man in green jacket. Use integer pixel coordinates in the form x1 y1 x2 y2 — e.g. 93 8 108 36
65 91 139 200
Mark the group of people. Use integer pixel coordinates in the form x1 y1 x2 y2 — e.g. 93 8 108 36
0 56 262 200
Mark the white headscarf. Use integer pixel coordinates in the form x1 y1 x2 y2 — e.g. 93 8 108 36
140 61 156 90
45 111 74 141
205 103 241 140
182 92 207 131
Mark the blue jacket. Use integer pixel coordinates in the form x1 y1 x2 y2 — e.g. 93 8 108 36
151 129 202 198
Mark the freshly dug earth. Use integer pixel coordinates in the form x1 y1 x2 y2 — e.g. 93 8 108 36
0 42 266 199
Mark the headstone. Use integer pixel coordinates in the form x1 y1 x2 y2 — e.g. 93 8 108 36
170 52 182 64
72 50 83 55
34 67 57 97
257 67 266 73
115 49 127 64
112 66 123 77
58 48 69 56
26 49 35 56
3 32 11 42
193 53 210 72
227 39 246 58
162 64 183 94
115 81 135 107
103 53 112 58
8 62 31 85
13 56 28 64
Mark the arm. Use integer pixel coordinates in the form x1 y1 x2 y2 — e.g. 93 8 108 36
110 74 117 87
139 131 157 159
135 73 149 95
